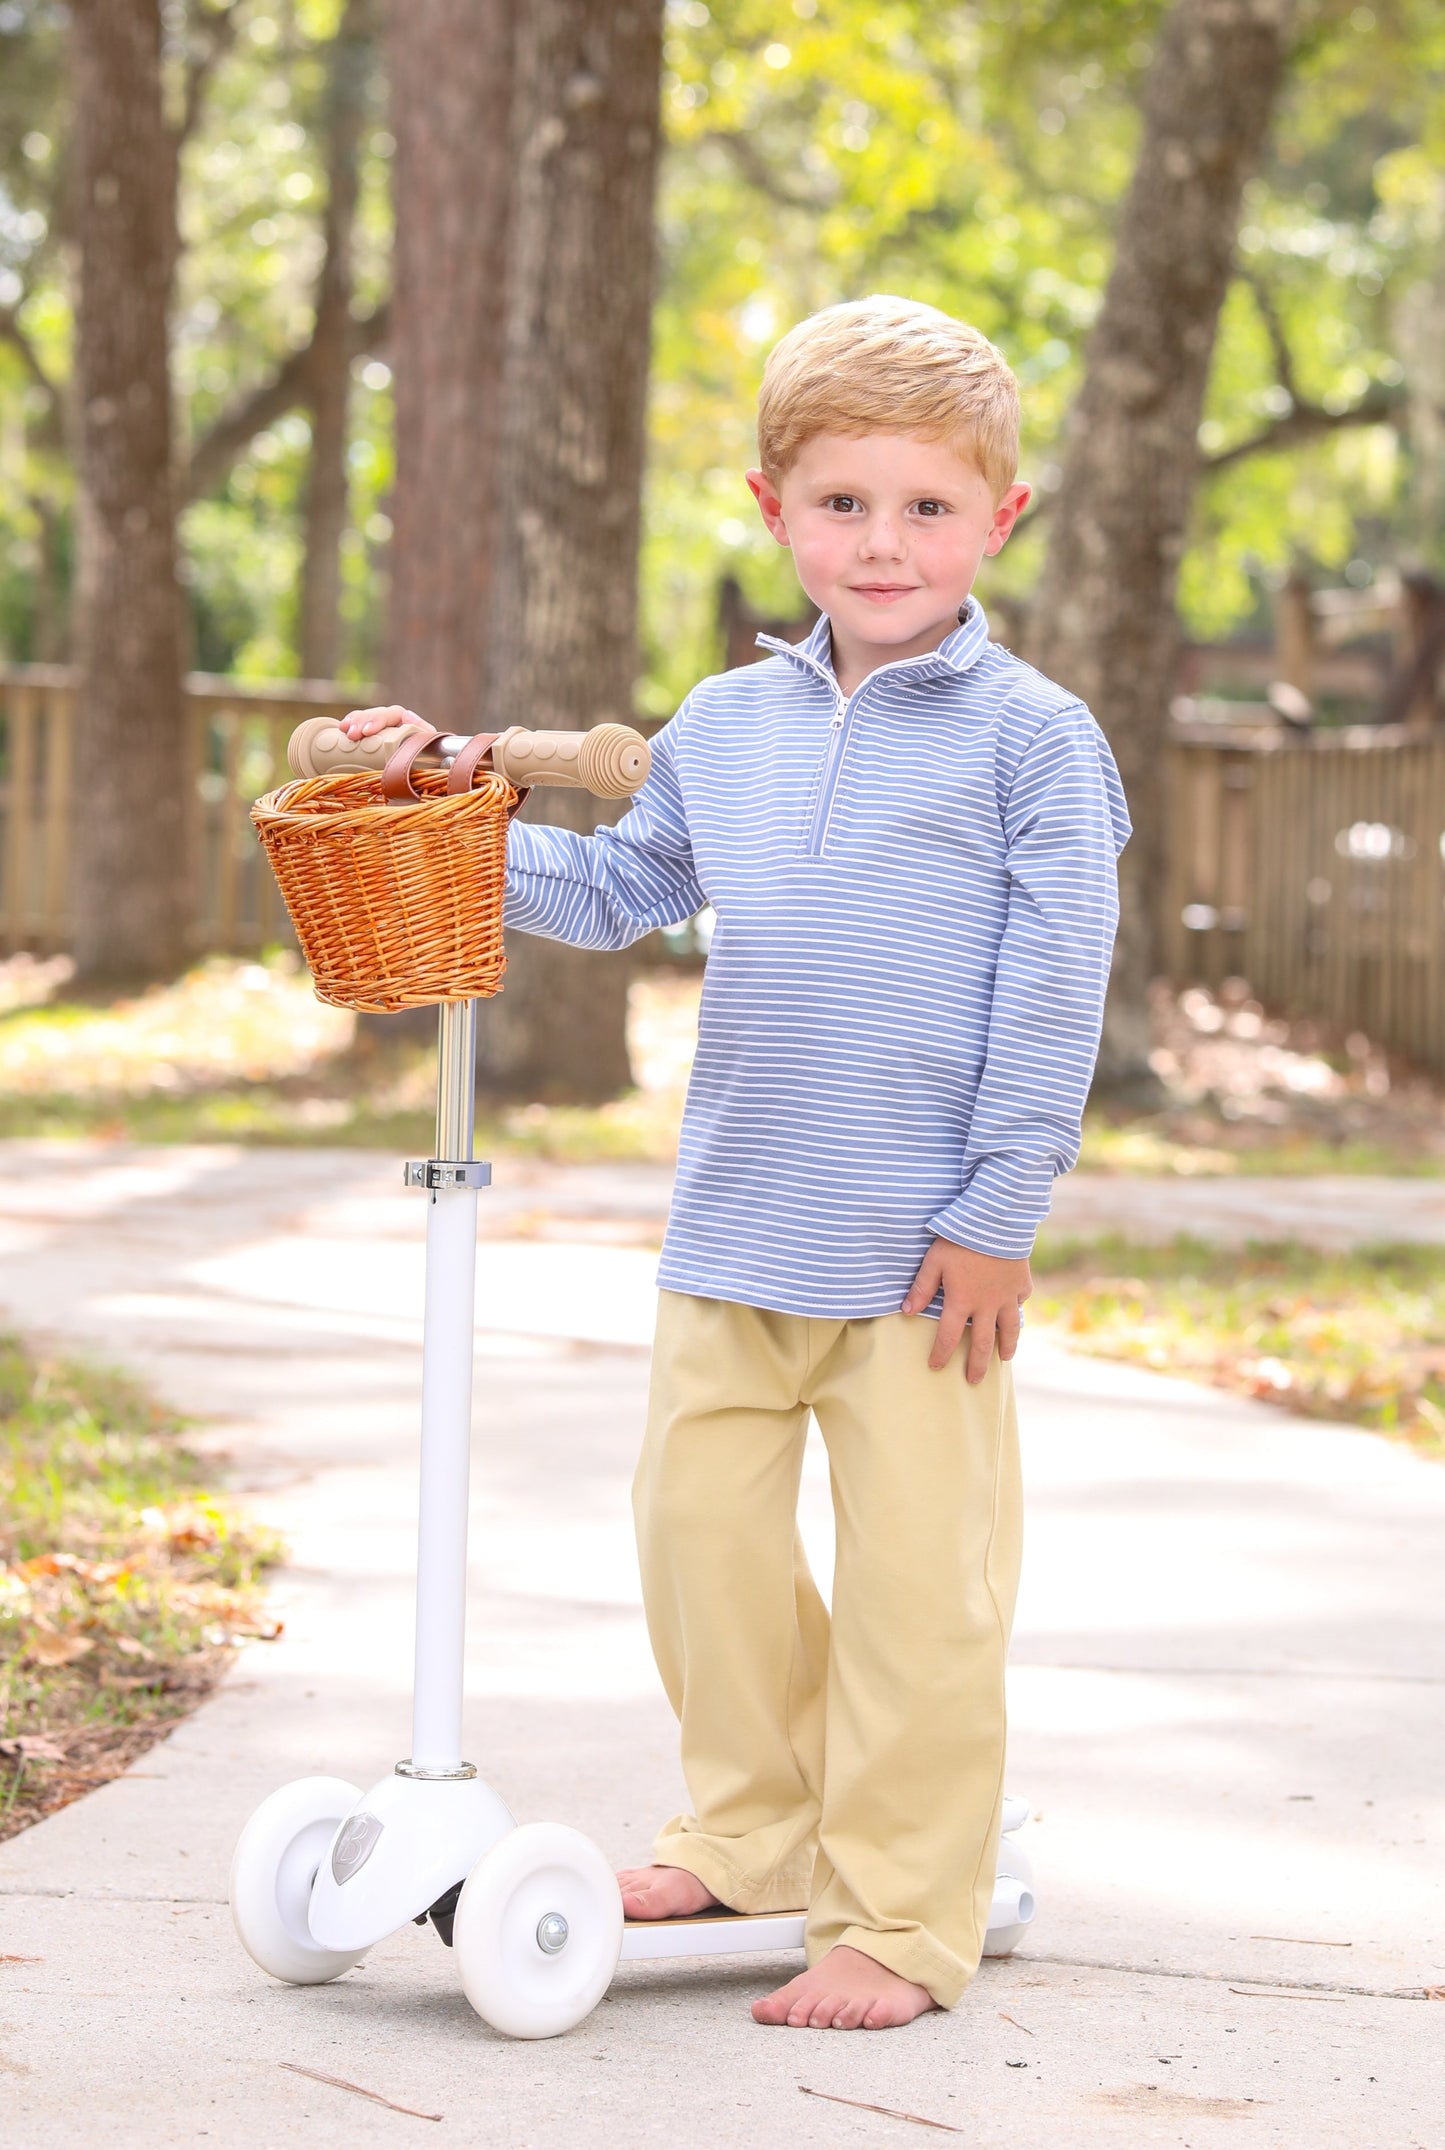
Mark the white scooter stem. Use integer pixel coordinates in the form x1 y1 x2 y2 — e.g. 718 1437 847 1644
409 999 481 1773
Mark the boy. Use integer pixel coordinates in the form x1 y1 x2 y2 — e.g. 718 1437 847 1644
344 295 1129 2032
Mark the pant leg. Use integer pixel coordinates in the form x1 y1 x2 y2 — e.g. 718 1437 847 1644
804 1313 1023 2007
632 1289 832 1913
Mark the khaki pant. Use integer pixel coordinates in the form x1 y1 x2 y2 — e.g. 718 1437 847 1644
632 1289 1023 2008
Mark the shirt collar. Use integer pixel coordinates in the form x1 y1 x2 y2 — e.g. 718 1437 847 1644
756 596 991 690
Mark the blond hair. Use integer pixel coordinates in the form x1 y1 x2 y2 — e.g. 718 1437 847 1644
756 296 1020 498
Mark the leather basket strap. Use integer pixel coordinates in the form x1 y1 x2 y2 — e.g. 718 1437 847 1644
380 723 442 802
447 731 531 818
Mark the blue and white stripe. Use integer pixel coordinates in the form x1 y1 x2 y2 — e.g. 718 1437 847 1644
503 599 1130 1319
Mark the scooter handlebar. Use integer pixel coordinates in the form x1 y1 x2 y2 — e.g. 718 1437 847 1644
286 717 651 798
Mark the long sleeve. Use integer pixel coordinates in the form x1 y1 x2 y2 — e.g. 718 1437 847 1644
502 709 707 951
927 704 1130 1260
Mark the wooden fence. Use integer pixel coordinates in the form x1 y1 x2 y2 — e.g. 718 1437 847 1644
1163 722 1445 1070
0 666 369 955
4 666 1445 1071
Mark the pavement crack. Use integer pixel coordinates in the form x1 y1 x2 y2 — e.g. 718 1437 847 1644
0 1885 227 1906
1014 1949 1428 2002
1010 1659 1445 1685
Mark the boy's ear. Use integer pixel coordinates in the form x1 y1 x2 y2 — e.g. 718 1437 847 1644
984 480 1032 556
746 467 791 548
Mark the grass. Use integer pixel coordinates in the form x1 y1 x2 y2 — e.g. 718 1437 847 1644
0 1336 282 1842
1030 1234 1445 1459
0 954 689 1161
1076 1120 1445 1179
0 956 1439 1173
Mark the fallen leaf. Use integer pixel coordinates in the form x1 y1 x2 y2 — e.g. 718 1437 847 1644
19 1552 126 1585
279 2064 440 2121
0 1955 43 1965
111 1635 156 1661
226 1612 284 1640
166 1512 221 1552
24 1629 95 1666
799 2087 961 2133
0 1735 69 1763
1424 1986 1445 2001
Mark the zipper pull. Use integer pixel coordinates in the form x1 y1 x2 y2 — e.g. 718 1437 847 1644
832 692 846 728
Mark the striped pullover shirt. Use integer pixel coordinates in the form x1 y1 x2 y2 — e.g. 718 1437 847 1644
503 599 1130 1320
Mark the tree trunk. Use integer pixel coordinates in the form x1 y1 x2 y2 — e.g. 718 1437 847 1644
383 0 514 725
298 0 375 681
477 0 665 1100
69 0 188 982
1026 0 1295 1096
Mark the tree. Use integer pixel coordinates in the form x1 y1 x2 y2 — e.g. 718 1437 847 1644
382 0 514 727
68 0 189 980
0 4 71 662
298 0 376 680
1025 0 1297 1095
475 0 666 1099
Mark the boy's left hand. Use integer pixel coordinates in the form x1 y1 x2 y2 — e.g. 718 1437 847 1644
902 1239 1033 1381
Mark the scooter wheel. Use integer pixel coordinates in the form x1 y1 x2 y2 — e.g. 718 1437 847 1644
230 1775 368 1985
982 1830 1036 1959
1000 1792 1031 1837
453 1821 623 2038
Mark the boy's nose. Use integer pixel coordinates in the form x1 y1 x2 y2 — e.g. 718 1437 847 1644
859 519 906 559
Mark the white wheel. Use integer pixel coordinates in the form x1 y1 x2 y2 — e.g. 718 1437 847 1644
453 1821 623 2039
983 1831 1036 1958
230 1776 368 1985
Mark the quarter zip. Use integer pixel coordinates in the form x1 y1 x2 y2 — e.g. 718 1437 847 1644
757 631 960 859
806 685 849 858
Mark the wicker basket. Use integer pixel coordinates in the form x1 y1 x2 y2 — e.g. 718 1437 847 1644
251 764 519 1013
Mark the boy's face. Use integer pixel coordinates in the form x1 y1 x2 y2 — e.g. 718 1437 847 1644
746 432 1029 677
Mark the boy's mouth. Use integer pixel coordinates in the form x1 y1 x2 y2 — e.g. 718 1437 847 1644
849 582 920 600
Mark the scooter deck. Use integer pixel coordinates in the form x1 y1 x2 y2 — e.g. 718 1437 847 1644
619 1909 806 1961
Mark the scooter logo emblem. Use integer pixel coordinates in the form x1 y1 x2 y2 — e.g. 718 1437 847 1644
331 1811 384 1884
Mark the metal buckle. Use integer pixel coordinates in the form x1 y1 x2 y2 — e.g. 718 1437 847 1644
403 1160 492 1191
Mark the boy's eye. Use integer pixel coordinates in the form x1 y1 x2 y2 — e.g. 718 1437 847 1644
914 499 949 517
824 494 862 514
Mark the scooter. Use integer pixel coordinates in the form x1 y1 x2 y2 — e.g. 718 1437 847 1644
229 715 1037 2040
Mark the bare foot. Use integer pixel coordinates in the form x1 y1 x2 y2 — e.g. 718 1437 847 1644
616 1863 721 1920
751 1944 937 2030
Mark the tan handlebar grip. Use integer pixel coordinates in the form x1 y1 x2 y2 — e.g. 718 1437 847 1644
284 716 650 795
491 724 650 797
288 715 425 778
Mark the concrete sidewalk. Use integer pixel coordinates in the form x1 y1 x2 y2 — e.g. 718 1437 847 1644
1049 1170 1445 1248
0 1143 1441 2148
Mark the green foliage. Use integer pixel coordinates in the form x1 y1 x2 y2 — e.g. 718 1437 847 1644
0 0 1440 702
641 0 1444 696
173 0 391 678
1031 1232 1445 1457
0 1330 283 1840
0 1 71 661
642 0 1153 697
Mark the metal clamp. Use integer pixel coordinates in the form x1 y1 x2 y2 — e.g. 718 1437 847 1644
394 1758 479 1782
404 1160 493 1191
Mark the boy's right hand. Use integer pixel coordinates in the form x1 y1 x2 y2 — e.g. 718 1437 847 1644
337 704 426 741
902 1238 1033 1382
